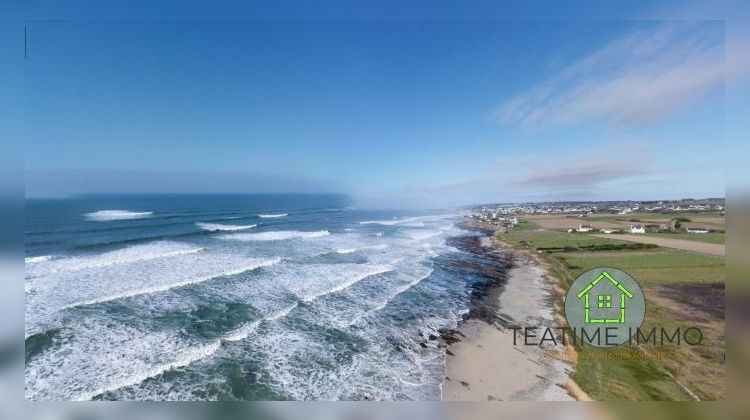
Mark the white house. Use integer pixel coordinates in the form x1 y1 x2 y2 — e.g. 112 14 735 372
578 224 594 232
686 227 709 234
630 224 646 234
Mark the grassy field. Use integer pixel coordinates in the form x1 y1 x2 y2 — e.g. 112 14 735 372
503 221 651 251
497 217 725 400
579 212 724 222
642 232 725 244
557 250 725 285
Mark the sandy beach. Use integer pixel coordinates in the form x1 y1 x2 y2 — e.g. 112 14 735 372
441 233 577 401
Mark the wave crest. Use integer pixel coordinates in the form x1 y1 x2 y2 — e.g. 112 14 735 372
219 230 329 241
196 222 256 232
85 210 153 221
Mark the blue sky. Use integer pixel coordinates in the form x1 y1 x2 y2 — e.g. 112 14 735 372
24 16 728 206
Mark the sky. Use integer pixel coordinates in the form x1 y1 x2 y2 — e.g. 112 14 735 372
23 14 730 206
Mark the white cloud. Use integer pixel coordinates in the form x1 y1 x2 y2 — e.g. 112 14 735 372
494 22 725 128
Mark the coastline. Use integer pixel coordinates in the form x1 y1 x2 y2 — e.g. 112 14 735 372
441 223 582 401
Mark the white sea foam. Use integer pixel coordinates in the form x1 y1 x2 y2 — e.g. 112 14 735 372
73 340 222 401
224 302 299 342
224 321 261 342
358 216 434 226
300 266 393 302
334 244 388 254
59 258 281 309
28 291 303 399
266 302 299 320
263 260 401 304
258 213 287 218
196 222 256 231
219 230 329 241
25 251 285 337
25 255 54 264
371 268 434 313
84 210 153 221
26 208 465 400
250 311 444 400
358 218 403 226
80 301 302 397
25 317 225 401
403 229 441 241
25 241 204 279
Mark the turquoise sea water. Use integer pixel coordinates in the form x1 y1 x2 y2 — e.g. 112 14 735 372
25 194 504 400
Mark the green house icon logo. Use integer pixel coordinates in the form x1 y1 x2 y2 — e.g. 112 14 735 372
564 267 645 347
575 271 633 324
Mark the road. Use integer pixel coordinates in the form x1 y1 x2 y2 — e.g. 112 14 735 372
591 234 725 256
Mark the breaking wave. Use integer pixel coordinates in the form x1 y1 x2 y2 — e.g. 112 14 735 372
196 222 257 231
26 255 54 264
219 230 330 241
25 242 204 279
59 258 281 310
85 210 154 221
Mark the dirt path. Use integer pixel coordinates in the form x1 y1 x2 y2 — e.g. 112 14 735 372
590 234 725 256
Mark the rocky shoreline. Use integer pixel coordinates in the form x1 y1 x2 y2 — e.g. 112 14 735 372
439 222 575 401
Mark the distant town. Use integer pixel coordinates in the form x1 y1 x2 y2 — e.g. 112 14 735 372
466 198 725 234
464 197 725 400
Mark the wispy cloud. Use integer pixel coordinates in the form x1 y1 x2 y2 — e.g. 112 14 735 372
364 141 661 206
494 22 724 128
510 159 647 187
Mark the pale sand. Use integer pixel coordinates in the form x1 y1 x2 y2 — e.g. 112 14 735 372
591 234 725 256
442 252 574 401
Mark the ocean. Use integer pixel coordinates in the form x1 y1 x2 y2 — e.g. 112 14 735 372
24 194 506 400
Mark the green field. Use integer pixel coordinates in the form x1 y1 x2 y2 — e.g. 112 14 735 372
505 221 625 248
579 212 723 222
642 232 725 244
556 250 725 286
503 224 658 253
496 217 725 400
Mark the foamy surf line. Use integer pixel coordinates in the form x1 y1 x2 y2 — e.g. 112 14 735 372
75 340 223 401
358 216 425 226
219 230 329 241
25 255 54 264
300 266 394 302
334 244 388 254
258 213 287 218
85 210 154 221
196 222 257 231
224 302 299 342
25 242 205 278
371 268 434 313
74 299 302 400
60 258 281 309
